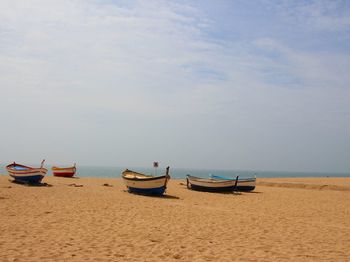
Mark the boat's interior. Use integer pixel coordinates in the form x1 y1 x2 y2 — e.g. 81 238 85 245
187 175 233 183
52 166 75 170
122 170 155 179
13 166 29 171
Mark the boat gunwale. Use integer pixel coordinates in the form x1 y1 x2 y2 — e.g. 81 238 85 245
186 175 235 185
210 174 256 182
122 169 170 181
6 163 48 174
122 174 170 181
52 166 76 171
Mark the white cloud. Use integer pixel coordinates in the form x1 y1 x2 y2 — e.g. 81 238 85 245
264 0 350 32
254 37 350 89
0 1 223 112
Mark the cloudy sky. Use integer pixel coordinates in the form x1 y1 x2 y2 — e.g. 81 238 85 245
1 0 349 172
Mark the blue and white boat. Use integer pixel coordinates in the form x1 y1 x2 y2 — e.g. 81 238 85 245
122 167 170 195
210 174 256 191
186 174 239 192
6 160 48 184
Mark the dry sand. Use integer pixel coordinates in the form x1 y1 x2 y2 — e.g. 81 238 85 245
0 175 349 261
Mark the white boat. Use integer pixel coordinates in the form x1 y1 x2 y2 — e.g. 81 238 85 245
186 174 239 192
122 167 170 195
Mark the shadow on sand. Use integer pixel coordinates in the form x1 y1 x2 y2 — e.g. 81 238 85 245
54 176 80 179
10 180 53 187
123 190 180 200
180 184 242 195
188 190 242 195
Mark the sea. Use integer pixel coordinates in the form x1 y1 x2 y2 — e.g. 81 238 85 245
1 164 349 179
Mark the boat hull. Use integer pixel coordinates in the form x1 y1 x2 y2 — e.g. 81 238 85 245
210 175 256 191
10 173 45 183
52 166 76 178
6 163 47 184
237 179 256 191
122 169 170 196
188 183 236 192
127 186 167 195
53 172 75 177
186 175 238 192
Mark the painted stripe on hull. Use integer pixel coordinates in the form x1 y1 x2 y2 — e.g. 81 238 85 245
127 186 167 195
237 180 256 191
237 180 256 185
122 177 168 189
10 174 44 183
53 172 75 177
187 179 236 188
189 184 235 192
52 167 75 171
8 170 47 176
52 168 76 173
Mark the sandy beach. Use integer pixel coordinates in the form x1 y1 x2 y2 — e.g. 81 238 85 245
0 175 349 261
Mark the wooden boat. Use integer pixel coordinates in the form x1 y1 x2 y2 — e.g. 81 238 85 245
186 174 239 192
6 160 48 184
52 163 76 177
210 174 256 191
122 167 170 195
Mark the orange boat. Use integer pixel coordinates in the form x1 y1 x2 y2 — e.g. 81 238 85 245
52 163 76 177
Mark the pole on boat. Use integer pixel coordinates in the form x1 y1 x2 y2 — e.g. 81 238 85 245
166 166 170 176
153 161 158 176
233 175 239 193
40 159 45 168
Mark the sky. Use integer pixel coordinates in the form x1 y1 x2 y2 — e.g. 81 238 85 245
0 0 350 172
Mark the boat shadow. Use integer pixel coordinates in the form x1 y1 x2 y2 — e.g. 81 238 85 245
10 180 53 187
180 184 242 195
54 176 80 179
123 190 180 199
179 182 241 195
180 183 263 195
211 190 263 195
155 194 180 200
190 190 242 195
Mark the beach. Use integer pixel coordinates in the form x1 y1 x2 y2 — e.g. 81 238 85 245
0 175 349 261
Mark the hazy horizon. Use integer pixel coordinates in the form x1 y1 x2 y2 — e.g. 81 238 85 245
1 0 350 173
1 161 349 177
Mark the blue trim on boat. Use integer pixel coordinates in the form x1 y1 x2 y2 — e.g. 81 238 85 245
11 175 44 184
210 174 234 180
127 186 167 195
13 166 29 171
189 184 235 192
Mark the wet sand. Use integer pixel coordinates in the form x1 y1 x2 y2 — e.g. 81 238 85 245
0 175 349 261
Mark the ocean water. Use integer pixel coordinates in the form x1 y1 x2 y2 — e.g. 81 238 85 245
1 164 349 179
